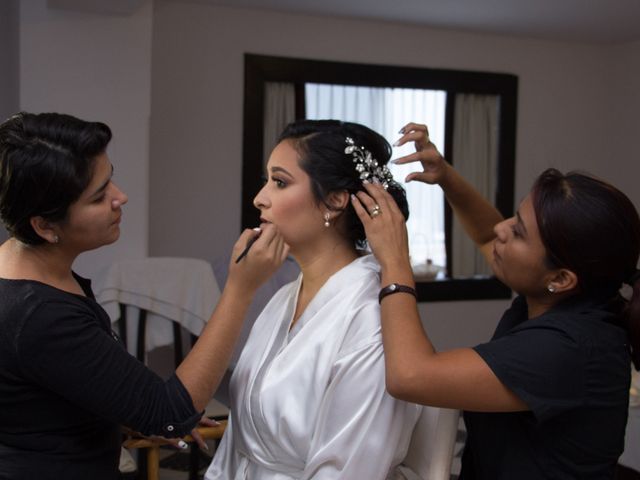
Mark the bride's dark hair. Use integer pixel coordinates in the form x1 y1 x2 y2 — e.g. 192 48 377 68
278 119 409 247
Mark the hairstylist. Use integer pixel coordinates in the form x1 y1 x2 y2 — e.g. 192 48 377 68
0 112 289 479
351 122 640 479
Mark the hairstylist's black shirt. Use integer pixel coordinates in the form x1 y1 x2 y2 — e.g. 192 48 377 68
461 295 631 479
0 274 200 480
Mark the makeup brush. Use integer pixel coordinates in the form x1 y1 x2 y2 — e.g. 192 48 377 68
235 227 262 263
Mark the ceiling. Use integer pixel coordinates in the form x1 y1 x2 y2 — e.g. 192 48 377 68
47 0 640 45
190 0 640 45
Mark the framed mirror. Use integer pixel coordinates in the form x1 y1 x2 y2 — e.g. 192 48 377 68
242 54 517 301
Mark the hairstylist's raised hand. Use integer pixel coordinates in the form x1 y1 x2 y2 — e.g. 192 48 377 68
351 181 411 274
227 223 289 293
393 122 450 185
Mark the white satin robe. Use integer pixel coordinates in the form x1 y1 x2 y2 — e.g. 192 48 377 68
206 255 422 480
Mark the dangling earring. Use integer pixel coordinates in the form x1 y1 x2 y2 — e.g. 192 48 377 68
547 284 556 293
324 212 330 228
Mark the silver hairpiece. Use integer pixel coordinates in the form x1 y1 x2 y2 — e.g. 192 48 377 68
345 137 396 190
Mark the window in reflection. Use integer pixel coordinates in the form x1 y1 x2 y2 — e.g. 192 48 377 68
306 83 447 280
242 54 517 301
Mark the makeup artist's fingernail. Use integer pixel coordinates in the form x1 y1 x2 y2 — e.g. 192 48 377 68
178 440 188 450
398 127 405 134
362 179 370 184
392 141 400 147
253 227 261 231
202 443 210 452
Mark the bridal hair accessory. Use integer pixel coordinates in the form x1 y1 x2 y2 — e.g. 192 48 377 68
345 137 395 190
324 212 331 228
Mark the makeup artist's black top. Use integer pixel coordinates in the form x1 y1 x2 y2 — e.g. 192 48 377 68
0 274 200 480
460 295 631 480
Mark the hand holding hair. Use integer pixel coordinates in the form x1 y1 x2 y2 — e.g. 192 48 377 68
392 122 449 185
350 181 412 277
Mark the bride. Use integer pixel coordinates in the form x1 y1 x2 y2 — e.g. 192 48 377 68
206 120 422 479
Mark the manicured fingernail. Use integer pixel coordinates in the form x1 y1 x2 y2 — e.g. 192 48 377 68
389 158 398 164
253 227 261 231
398 128 405 134
372 177 380 185
392 141 400 147
202 443 210 452
362 179 370 184
178 440 188 450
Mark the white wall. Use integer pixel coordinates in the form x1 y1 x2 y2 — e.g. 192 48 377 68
12 1 640 349
19 0 153 278
149 1 638 348
608 39 640 211
0 0 20 242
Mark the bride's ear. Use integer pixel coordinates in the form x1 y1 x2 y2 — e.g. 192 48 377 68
325 190 350 211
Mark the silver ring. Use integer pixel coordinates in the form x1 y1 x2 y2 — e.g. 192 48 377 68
370 205 381 218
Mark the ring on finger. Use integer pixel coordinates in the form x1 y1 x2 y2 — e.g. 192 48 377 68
370 204 382 218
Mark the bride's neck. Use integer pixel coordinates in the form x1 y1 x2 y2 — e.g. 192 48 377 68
294 239 358 295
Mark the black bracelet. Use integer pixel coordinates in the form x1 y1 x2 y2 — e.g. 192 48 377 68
379 283 417 304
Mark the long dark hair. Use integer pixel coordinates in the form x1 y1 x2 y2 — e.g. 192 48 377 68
531 168 640 369
0 112 111 244
278 119 409 248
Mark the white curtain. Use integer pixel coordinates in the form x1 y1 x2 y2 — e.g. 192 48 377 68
451 94 499 278
306 84 448 272
263 82 296 167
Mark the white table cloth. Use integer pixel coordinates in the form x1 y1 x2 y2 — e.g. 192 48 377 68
94 257 220 354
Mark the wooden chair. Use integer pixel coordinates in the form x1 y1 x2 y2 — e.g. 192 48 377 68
95 257 227 479
115 302 228 480
122 421 228 480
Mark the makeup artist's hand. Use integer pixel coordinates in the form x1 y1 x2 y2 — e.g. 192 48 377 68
227 223 289 293
189 416 220 452
351 182 412 274
393 122 450 185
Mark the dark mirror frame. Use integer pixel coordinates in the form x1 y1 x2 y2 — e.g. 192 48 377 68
242 54 517 301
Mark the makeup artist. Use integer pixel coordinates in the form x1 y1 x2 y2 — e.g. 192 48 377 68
352 122 640 479
0 112 289 479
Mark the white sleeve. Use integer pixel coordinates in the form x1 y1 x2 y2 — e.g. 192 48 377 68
301 339 420 480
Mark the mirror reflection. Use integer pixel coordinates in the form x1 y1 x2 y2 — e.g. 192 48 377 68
243 54 517 301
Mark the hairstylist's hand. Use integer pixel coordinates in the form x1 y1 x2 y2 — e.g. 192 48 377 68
227 223 290 293
393 122 449 185
351 181 411 272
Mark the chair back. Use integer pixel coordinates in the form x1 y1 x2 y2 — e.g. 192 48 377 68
402 406 460 480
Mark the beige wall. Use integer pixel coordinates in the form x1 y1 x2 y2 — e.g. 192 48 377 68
0 0 20 242
149 1 639 348
12 0 640 349
19 0 152 277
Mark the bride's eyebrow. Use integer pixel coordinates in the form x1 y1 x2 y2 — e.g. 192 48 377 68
270 166 294 179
